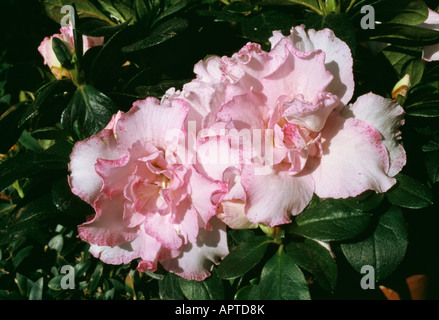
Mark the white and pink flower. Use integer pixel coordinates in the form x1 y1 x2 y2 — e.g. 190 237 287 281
38 25 104 79
418 8 439 61
68 96 229 281
180 25 406 229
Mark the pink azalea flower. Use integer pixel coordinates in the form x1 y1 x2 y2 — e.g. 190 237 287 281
181 25 406 229
38 25 104 79
418 8 439 61
68 96 229 281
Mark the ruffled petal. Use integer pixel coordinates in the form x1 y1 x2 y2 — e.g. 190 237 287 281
115 97 189 154
143 200 198 250
343 93 406 177
68 129 119 204
88 231 161 266
263 37 334 107
78 194 138 247
309 114 396 199
188 166 228 228
160 217 229 281
241 163 314 227
275 25 354 104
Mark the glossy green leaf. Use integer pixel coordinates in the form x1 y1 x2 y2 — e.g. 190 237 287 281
122 17 189 53
386 173 434 209
422 137 439 152
286 239 337 293
425 151 439 183
0 150 68 193
48 234 64 253
367 24 439 46
258 0 322 14
291 199 373 241
61 84 118 139
28 277 44 300
234 285 253 300
41 0 114 25
52 37 73 70
48 275 64 291
89 263 104 292
342 192 385 211
341 206 408 281
178 271 224 300
217 236 272 280
74 260 91 277
12 245 33 268
374 0 428 26
259 248 310 300
159 272 185 300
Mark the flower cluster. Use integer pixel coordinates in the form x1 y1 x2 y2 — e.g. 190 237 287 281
40 24 409 280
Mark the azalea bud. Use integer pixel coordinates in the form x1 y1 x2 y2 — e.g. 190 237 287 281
38 25 103 80
391 74 411 101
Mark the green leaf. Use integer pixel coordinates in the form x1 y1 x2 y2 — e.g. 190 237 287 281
0 203 16 215
61 84 118 139
97 0 134 24
89 262 104 292
234 285 253 300
74 260 91 277
77 17 130 37
366 24 439 46
13 245 33 268
341 206 408 281
382 46 424 86
48 234 64 253
178 271 224 300
291 198 373 241
285 239 337 293
48 275 64 291
259 248 310 300
28 277 44 300
422 137 439 152
159 272 185 300
425 151 439 183
342 192 385 211
41 0 114 25
216 236 272 280
0 102 27 153
258 0 322 14
374 0 428 26
122 17 189 53
0 151 68 193
135 0 160 26
52 37 73 70
15 273 29 296
19 130 42 152
386 173 434 209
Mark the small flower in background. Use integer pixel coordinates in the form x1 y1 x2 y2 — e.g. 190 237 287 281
418 8 439 61
180 26 407 229
68 95 229 281
38 24 104 80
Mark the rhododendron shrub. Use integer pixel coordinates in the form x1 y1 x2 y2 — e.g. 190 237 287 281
181 26 406 229
68 96 229 280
